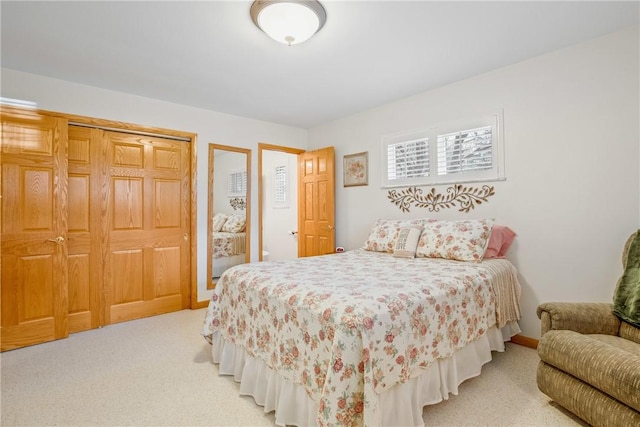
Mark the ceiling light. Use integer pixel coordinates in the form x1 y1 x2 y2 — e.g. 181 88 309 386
250 0 326 46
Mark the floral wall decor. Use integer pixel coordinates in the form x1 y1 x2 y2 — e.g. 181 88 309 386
387 184 495 213
343 151 368 187
229 197 246 210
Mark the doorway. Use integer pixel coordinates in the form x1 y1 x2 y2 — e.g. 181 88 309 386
258 143 304 261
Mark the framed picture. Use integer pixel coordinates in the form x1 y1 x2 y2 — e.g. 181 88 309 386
343 151 368 187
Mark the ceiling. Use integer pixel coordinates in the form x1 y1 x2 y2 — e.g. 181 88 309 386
1 1 638 129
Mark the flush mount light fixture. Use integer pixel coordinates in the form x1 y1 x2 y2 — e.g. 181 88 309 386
250 0 326 46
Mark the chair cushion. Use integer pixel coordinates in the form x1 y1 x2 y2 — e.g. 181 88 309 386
588 334 640 356
538 330 640 411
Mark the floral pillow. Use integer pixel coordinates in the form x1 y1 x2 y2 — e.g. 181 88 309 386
221 214 246 233
362 219 428 253
212 213 228 232
416 219 494 262
393 226 424 258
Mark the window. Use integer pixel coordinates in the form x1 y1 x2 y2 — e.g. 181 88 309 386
382 113 504 188
273 163 289 208
228 170 247 197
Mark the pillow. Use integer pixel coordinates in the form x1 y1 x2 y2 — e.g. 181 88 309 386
483 225 516 258
393 226 424 258
416 219 494 262
212 213 228 232
362 219 427 253
221 214 246 233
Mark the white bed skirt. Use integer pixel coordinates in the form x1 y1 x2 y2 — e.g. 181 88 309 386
210 321 521 427
213 254 246 278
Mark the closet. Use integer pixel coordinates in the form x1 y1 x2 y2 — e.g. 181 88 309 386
1 106 195 351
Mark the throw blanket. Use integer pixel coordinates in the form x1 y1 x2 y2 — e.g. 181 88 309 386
613 230 640 327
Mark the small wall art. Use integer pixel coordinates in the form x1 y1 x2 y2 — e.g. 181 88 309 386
343 151 368 187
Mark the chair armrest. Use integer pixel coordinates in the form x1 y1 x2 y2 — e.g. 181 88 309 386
537 302 620 336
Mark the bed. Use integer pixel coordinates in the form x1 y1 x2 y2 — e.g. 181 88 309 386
212 213 247 279
201 219 521 426
212 231 247 278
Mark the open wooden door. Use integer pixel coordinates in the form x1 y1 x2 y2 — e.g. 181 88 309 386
297 146 335 257
1 109 69 351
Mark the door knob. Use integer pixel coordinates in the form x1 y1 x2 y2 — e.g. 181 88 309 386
46 236 65 245
328 225 335 231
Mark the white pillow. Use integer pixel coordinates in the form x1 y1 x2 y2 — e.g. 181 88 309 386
212 213 228 232
362 219 427 253
222 214 246 233
393 226 424 258
416 219 494 262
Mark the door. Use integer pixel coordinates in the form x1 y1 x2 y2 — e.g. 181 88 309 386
1 109 69 351
104 130 190 324
297 146 335 257
67 126 103 332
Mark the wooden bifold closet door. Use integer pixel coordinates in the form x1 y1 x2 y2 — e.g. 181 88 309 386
1 109 191 351
103 129 190 325
1 110 69 350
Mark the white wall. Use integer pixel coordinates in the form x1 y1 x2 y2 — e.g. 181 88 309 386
0 68 307 304
308 26 640 339
262 151 299 261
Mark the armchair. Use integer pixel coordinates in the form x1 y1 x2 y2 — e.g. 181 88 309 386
536 233 640 426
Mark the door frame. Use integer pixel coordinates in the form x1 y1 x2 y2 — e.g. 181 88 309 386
258 143 305 261
48 109 199 309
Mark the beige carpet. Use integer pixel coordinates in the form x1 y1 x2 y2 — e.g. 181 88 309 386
1 308 587 426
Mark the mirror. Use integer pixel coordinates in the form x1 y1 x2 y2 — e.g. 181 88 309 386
208 144 251 289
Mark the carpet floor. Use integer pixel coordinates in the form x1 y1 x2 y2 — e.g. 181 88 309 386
1 308 587 426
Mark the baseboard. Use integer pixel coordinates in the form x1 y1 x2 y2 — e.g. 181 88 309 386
510 334 539 349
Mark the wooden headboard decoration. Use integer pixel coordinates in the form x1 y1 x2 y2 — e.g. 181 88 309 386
229 197 246 211
387 185 495 213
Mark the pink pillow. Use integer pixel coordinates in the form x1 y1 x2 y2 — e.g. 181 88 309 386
484 225 516 258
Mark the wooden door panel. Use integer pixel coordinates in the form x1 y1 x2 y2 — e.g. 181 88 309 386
319 181 328 216
68 175 90 231
2 118 54 155
23 168 55 229
68 253 92 332
152 246 182 297
1 252 57 332
1 110 68 351
154 179 181 227
105 131 188 324
298 147 335 257
304 182 314 220
153 146 180 170
112 141 144 168
113 177 144 229
111 249 144 304
110 295 183 324
67 126 101 333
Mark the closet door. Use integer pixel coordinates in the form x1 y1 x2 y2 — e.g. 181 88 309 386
1 109 69 351
67 126 103 332
105 131 190 324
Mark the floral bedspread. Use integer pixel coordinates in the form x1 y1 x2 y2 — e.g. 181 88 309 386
212 232 246 259
202 249 520 426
